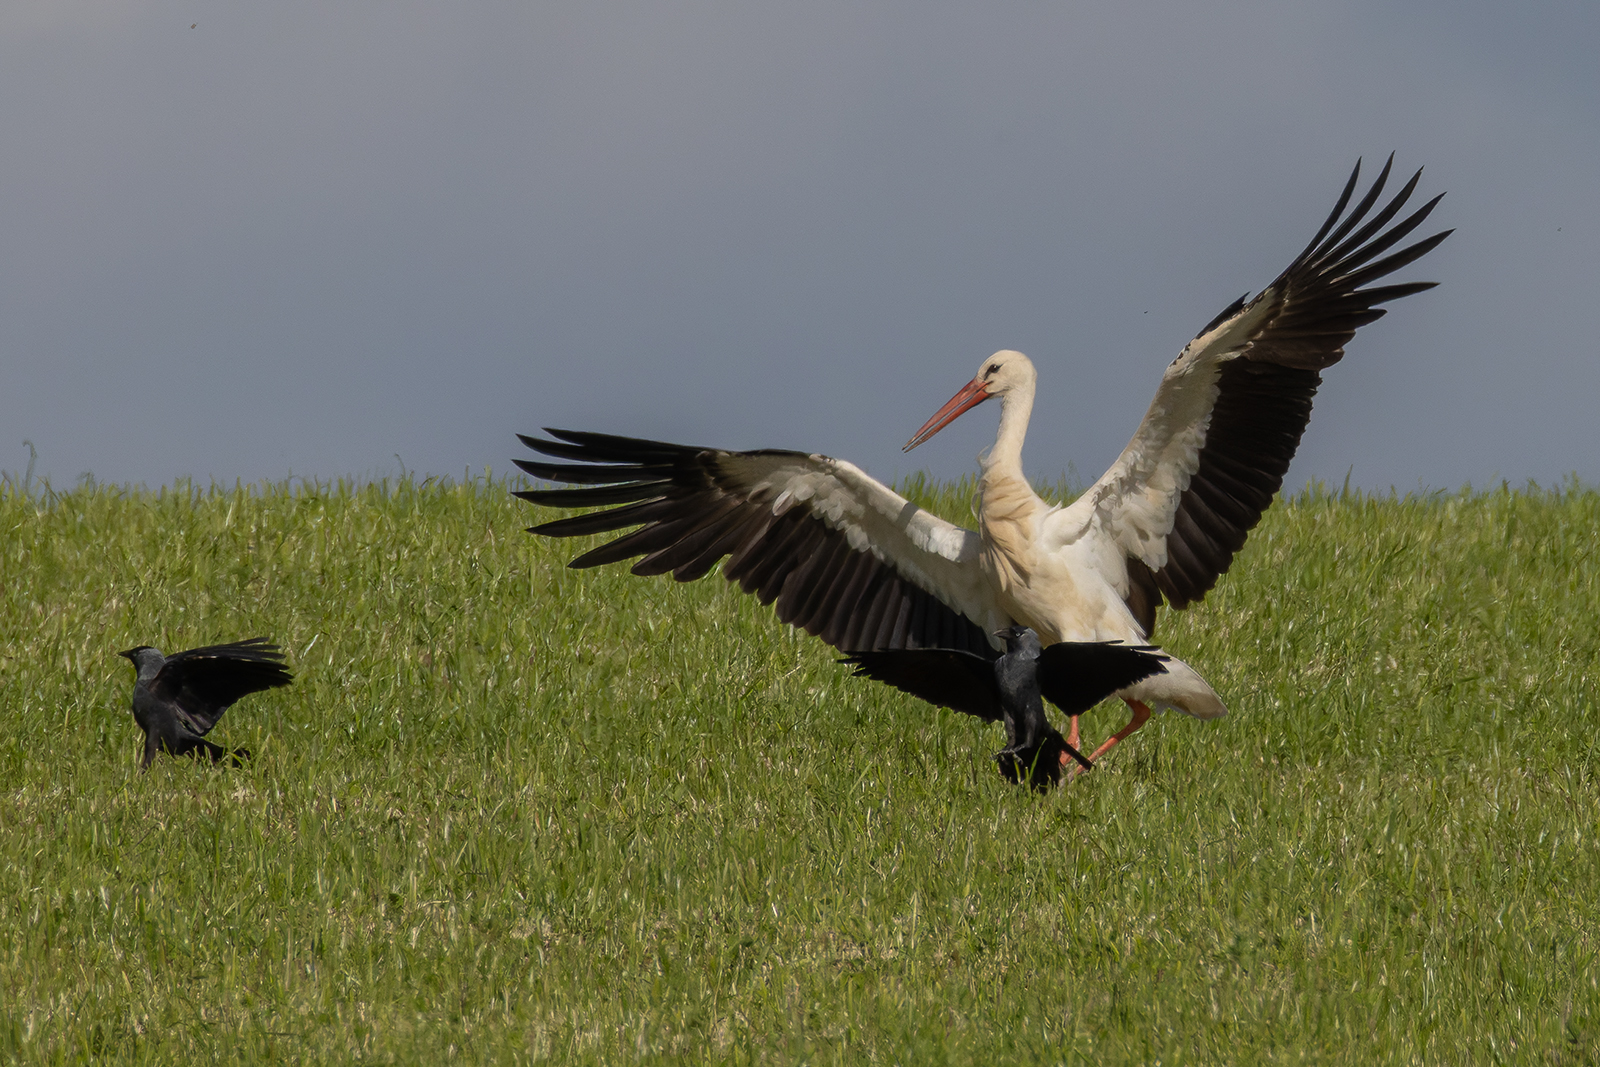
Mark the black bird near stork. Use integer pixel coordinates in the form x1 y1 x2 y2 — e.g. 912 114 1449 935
843 627 1169 788
117 638 292 770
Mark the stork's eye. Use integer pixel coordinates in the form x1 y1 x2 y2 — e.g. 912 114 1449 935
985 364 999 377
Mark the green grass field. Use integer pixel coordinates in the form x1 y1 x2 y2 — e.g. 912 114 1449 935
2 474 1597 1064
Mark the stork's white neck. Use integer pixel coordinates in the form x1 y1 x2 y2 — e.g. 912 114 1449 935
981 373 1035 481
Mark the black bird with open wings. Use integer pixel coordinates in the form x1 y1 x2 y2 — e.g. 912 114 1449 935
842 627 1169 788
117 638 292 770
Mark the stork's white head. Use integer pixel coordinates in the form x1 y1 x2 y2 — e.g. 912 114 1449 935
903 350 1035 452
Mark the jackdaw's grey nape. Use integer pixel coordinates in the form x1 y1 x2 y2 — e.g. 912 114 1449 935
117 638 292 770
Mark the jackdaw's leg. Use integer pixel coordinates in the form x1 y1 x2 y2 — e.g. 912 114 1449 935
997 728 1092 790
163 736 248 766
997 695 1054 761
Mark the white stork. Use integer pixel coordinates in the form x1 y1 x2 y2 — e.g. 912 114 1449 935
514 156 1449 774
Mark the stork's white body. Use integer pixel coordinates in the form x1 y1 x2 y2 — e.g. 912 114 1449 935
954 349 1226 721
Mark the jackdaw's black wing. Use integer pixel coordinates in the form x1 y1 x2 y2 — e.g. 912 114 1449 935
149 638 293 736
1035 642 1169 717
840 648 1002 722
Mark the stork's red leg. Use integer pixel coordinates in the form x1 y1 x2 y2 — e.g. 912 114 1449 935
1064 698 1153 778
1057 714 1085 775
1087 698 1153 763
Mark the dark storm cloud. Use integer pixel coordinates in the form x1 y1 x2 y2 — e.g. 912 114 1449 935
2 1 1596 492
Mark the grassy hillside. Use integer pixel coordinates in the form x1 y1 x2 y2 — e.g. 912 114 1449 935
1 475 1597 1064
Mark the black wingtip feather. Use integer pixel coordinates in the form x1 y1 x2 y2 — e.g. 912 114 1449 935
1307 154 1396 267
1287 157 1364 268
1334 229 1453 293
1318 167 1423 269
1357 280 1440 304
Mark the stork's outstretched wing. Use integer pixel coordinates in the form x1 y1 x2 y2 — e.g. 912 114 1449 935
1048 155 1451 634
515 431 999 654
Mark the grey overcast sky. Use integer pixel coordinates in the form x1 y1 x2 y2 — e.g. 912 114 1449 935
2 1 1596 493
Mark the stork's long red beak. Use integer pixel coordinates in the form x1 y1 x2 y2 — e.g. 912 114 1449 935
903 377 991 452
